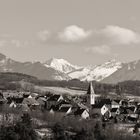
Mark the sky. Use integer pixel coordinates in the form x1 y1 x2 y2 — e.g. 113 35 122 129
0 0 140 66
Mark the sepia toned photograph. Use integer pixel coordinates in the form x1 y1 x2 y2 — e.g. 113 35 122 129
0 0 140 139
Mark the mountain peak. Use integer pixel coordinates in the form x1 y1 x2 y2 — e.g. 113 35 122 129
68 59 123 82
44 58 80 73
1 52 140 83
103 59 121 65
46 58 70 65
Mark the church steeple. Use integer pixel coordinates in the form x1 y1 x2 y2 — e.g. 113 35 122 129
87 82 96 105
87 82 95 95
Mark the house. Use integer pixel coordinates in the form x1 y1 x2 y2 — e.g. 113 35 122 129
28 95 33 99
110 108 120 117
92 99 111 116
37 97 46 109
49 105 59 114
111 100 120 108
6 92 24 104
126 106 137 116
28 93 38 99
22 98 39 110
59 106 72 115
59 103 72 109
127 106 138 122
31 92 39 98
23 92 30 98
13 97 24 104
57 100 71 107
120 100 128 107
74 108 89 119
9 101 17 108
49 102 72 116
128 99 138 106
46 95 63 110
101 105 110 116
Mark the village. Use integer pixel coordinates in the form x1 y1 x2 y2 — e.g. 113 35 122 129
0 82 140 139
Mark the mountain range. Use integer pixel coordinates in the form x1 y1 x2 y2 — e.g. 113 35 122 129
0 52 140 83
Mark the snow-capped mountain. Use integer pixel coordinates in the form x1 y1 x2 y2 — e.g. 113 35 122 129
0 53 124 81
68 59 123 81
2 52 140 83
44 58 80 73
102 60 140 84
0 53 71 81
43 58 123 81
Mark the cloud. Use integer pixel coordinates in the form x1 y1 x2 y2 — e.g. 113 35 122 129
85 45 111 55
58 25 92 42
37 30 50 41
98 25 140 45
36 25 140 49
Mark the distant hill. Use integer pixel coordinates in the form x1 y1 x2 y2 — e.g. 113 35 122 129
1 72 140 97
0 72 38 83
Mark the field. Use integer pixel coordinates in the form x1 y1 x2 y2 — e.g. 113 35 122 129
35 86 86 96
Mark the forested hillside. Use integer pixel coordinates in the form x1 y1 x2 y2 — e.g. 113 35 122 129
0 72 140 96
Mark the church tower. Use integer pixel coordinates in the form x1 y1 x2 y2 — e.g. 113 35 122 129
87 82 96 105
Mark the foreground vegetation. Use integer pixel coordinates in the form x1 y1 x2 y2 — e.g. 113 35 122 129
0 113 37 140
0 110 139 140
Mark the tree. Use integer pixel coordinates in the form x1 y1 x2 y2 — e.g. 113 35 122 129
75 128 94 140
94 122 106 140
0 113 37 140
15 113 37 140
52 123 66 140
0 125 18 140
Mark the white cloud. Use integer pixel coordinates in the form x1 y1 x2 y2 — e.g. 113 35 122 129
58 25 92 42
38 30 50 41
86 45 111 55
99 25 140 45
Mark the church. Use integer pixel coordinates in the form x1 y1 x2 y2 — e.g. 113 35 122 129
86 82 100 107
86 82 112 118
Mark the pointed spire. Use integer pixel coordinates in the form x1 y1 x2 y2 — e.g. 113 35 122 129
87 82 95 95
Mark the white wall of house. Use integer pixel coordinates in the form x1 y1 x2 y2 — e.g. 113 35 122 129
28 95 33 99
101 105 108 115
57 95 63 102
112 104 120 109
49 109 55 114
81 110 89 119
66 107 72 114
9 101 17 108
